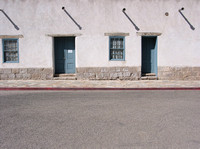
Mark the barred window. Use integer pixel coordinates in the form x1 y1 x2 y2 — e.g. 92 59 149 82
109 36 125 60
3 39 19 63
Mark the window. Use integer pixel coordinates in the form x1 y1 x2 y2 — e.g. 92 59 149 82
2 39 19 63
109 36 125 61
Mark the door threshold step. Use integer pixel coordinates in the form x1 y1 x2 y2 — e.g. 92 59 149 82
142 73 156 76
53 77 77 80
54 74 77 80
54 74 76 77
140 76 158 80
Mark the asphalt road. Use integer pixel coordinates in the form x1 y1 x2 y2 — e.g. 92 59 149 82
0 90 200 149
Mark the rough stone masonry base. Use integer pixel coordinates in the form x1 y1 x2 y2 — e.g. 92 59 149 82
76 67 141 80
0 67 199 80
76 66 200 80
0 68 53 80
158 67 200 80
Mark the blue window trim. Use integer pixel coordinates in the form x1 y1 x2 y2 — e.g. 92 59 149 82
2 38 19 63
109 36 125 61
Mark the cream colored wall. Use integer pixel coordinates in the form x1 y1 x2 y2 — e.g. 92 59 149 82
0 0 199 68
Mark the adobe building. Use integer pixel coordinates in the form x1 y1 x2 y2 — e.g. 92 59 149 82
0 0 199 80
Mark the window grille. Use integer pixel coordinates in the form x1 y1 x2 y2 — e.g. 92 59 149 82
109 37 125 60
3 39 19 63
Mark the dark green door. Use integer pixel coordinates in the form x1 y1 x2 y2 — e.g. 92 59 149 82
54 37 75 74
142 36 157 75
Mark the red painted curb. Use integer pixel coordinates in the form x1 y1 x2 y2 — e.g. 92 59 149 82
0 87 200 91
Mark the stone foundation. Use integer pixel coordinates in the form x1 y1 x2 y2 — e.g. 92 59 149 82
0 68 53 80
158 67 200 80
76 66 200 80
0 67 199 80
76 67 141 80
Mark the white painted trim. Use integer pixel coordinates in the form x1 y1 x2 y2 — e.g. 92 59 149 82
46 34 82 37
136 32 162 36
0 35 24 39
104 32 130 36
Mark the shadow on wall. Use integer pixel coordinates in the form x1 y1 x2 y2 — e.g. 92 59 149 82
178 7 195 31
122 8 140 31
0 9 20 30
62 7 82 30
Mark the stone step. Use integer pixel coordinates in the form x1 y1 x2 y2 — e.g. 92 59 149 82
54 74 76 77
53 74 77 80
140 76 158 80
53 77 77 80
142 73 156 76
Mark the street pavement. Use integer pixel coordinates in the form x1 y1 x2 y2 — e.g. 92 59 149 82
0 80 200 89
0 90 200 149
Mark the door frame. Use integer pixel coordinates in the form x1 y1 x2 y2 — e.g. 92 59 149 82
141 36 158 76
53 36 76 75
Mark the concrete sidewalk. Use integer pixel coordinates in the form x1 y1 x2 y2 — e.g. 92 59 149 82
0 80 200 90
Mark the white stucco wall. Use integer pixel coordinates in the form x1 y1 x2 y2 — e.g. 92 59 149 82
0 0 199 68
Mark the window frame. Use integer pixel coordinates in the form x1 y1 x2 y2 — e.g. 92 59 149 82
2 38 19 63
109 36 125 61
